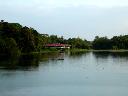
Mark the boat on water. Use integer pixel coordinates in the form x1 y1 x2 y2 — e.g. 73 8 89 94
57 58 64 60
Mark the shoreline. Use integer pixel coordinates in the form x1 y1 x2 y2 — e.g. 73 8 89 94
70 49 128 52
21 49 128 54
1 49 128 57
89 50 128 52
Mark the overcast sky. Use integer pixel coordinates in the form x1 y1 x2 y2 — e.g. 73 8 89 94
1 0 128 40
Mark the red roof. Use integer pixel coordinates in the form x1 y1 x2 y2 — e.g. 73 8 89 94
46 43 70 47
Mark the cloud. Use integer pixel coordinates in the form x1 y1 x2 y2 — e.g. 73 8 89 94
1 0 128 9
0 0 128 40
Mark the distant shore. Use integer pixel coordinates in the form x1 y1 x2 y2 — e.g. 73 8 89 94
89 49 128 52
40 49 128 53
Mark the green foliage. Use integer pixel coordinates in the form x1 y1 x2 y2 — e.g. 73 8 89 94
0 20 42 55
67 38 90 49
111 35 128 49
40 35 90 49
19 27 36 52
92 36 112 50
48 35 67 44
112 46 118 50
0 37 6 53
0 37 21 56
5 38 21 56
3 20 128 53
92 35 128 50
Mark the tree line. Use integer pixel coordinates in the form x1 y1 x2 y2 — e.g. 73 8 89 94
0 21 90 56
0 21 42 56
92 35 128 50
41 34 91 49
1 20 128 56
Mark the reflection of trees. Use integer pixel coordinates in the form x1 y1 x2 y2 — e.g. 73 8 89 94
18 54 40 68
92 52 110 59
0 54 40 70
68 51 89 58
0 55 19 69
93 51 128 59
40 52 62 60
0 52 66 70
111 52 128 58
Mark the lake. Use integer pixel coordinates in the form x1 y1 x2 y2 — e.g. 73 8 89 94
1 51 128 96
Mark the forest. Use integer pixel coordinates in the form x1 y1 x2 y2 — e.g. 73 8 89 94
0 20 90 56
92 35 128 50
0 20 128 56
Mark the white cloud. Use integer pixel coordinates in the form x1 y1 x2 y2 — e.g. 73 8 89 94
1 0 128 40
1 0 128 9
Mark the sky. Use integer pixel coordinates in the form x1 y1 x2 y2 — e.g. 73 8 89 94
1 0 128 40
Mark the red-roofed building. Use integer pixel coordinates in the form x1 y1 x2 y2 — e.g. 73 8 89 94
46 43 71 49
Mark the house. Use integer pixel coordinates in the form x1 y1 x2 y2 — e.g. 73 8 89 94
45 43 71 49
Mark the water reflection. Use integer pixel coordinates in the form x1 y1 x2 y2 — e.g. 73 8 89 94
68 51 89 58
93 51 128 59
1 51 128 70
93 51 128 69
39 52 65 62
0 54 40 70
1 51 128 96
0 52 66 70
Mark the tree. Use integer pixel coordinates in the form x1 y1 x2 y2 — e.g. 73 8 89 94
92 36 112 50
67 37 90 49
5 38 21 56
111 35 128 49
0 20 41 54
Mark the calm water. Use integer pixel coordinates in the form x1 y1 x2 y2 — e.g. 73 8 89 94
1 51 128 96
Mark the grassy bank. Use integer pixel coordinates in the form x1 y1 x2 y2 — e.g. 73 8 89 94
90 49 128 52
16 49 128 56
69 49 88 52
69 49 128 53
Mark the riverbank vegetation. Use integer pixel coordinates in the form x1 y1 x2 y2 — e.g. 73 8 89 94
0 20 90 56
92 35 128 50
1 20 128 56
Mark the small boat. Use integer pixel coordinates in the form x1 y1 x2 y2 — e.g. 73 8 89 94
57 58 64 60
